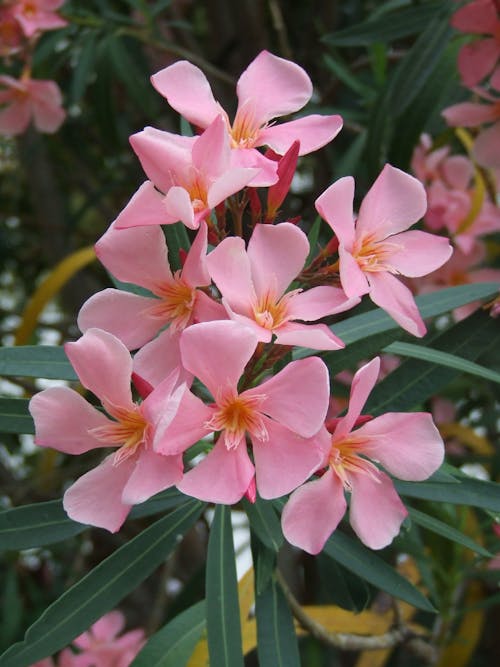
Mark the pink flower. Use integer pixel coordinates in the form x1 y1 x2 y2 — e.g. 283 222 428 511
10 0 67 38
0 74 65 136
114 115 258 231
31 650 76 667
156 320 330 504
0 5 24 56
281 357 445 554
451 0 500 87
207 222 357 350
150 50 343 186
72 611 145 667
315 164 453 337
29 329 188 532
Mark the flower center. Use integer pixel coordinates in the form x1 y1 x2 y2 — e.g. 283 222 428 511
253 289 297 330
21 1 38 18
353 234 402 273
89 405 148 465
230 104 261 149
328 435 380 490
206 392 268 450
147 275 196 331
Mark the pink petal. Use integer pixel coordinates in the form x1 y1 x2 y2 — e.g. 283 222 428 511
357 164 427 239
281 469 347 555
286 285 359 320
442 101 498 127
0 99 31 135
388 230 453 277
367 271 426 337
315 177 355 249
180 321 258 398
90 610 125 641
193 290 228 323
122 448 183 504
236 50 312 126
230 148 279 186
356 412 444 481
223 306 273 343
334 357 380 441
247 222 309 300
451 0 498 35
207 236 256 313
63 454 135 532
247 357 329 437
30 82 65 133
164 186 198 229
64 328 134 410
339 245 370 298
253 418 325 498
181 221 210 287
192 115 230 180
458 39 500 86
207 167 260 209
274 321 344 350
258 114 343 155
130 127 193 192
114 181 176 230
29 386 109 454
473 122 500 168
133 329 187 388
177 437 254 504
349 469 408 549
151 60 221 129
77 289 162 350
442 155 473 190
95 222 172 291
154 389 212 456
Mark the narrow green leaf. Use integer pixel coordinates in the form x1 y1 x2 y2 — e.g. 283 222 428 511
252 534 277 596
324 531 435 612
243 496 283 552
0 398 33 435
0 501 204 667
206 505 244 667
322 2 445 46
256 575 300 667
164 222 191 272
131 601 205 667
0 489 187 552
305 216 322 265
383 341 500 384
408 507 491 557
323 54 374 99
70 30 99 104
0 346 77 380
396 477 500 512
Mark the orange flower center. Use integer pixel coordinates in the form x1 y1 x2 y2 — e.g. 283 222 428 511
230 105 261 149
328 435 379 489
353 234 402 273
147 275 197 331
206 392 268 449
90 405 148 465
253 290 296 330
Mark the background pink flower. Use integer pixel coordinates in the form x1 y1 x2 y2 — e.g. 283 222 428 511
0 74 65 135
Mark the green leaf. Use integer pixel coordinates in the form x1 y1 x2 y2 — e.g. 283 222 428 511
252 534 277 596
395 477 500 512
131 601 205 667
1 570 23 651
324 531 435 612
256 575 300 667
323 54 374 99
322 2 446 46
0 346 77 380
365 309 500 415
305 216 322 265
0 489 187 553
0 398 33 435
243 496 283 552
383 342 500 384
206 505 244 667
164 222 191 272
70 30 99 105
0 501 204 667
407 507 491 557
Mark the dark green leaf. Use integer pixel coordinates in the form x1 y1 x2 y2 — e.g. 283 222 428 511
256 575 300 667
0 398 33 435
396 477 500 512
0 500 204 667
206 505 244 667
164 222 191 272
0 346 76 380
252 534 277 596
70 30 99 105
324 531 435 612
408 507 491 557
131 601 205 667
243 496 283 552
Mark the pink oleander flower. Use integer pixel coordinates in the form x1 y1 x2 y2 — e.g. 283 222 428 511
72 611 145 667
315 164 453 337
411 133 474 193
114 115 258 231
31 649 76 667
0 5 24 56
207 222 358 350
281 357 445 554
29 328 188 532
0 74 65 136
451 0 500 87
10 0 67 38
78 221 225 386
156 320 330 504
442 67 500 168
149 50 343 186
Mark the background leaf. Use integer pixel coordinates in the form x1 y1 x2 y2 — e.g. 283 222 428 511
256 575 300 667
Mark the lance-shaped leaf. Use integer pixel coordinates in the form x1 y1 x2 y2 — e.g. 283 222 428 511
256 575 300 667
0 398 33 435
243 496 283 552
0 346 77 380
0 500 204 667
395 477 500 513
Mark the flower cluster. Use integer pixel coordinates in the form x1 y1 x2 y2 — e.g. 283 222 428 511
0 0 66 136
29 51 451 553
